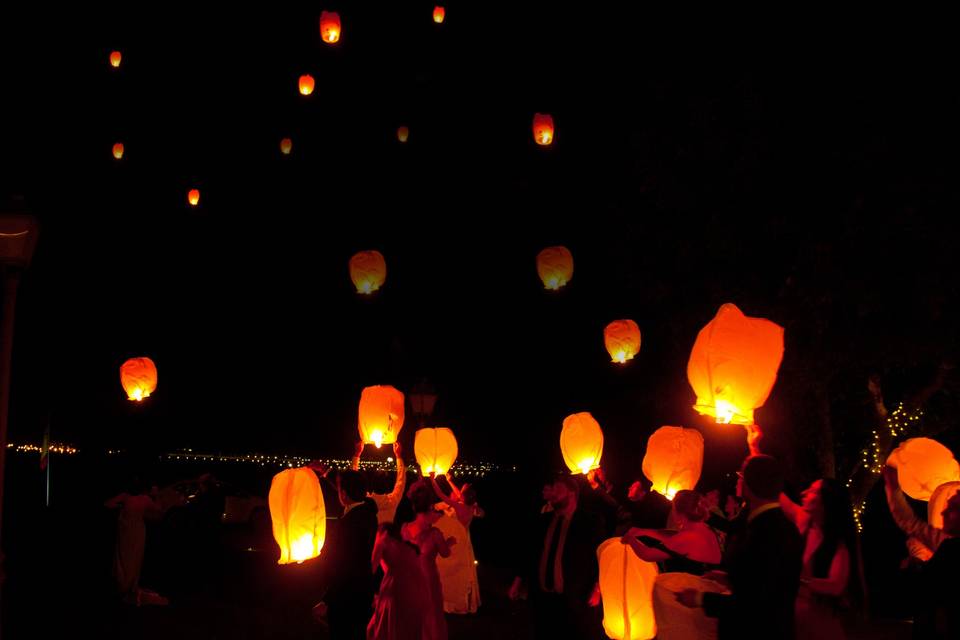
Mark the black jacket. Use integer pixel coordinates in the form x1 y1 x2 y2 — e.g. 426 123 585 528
322 497 379 609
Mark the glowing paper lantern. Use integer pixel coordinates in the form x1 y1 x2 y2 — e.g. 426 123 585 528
597 537 658 640
929 481 960 529
560 412 603 475
187 189 200 206
319 11 341 44
120 357 157 402
397 126 409 143
359 385 405 448
112 142 124 160
299 74 315 96
533 113 554 146
687 303 784 425
536 246 573 290
433 6 445 23
887 438 960 501
349 250 387 294
641 426 704 500
110 51 122 68
269 467 326 564
414 427 459 475
280 138 292 155
605 320 641 364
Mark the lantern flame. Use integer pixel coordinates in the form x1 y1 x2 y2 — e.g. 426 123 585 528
371 430 384 449
290 533 316 564
713 399 737 424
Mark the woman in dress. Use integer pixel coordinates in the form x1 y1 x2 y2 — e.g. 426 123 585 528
367 522 429 640
104 477 167 605
430 474 482 614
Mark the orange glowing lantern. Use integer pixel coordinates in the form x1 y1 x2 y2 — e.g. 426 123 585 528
109 51 122 68
397 126 409 143
597 537 659 640
269 467 326 564
533 113 554 146
887 438 960 501
604 320 641 364
560 412 603 475
299 74 315 96
280 138 292 155
120 357 157 402
929 481 960 529
359 385 405 448
187 189 200 206
349 250 387 294
112 142 124 160
414 427 459 475
320 11 341 44
642 426 704 500
687 303 784 426
536 246 573 290
433 6 445 23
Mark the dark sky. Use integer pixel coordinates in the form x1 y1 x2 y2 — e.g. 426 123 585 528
3 5 959 480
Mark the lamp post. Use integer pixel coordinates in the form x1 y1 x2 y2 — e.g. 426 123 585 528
409 380 437 428
0 213 40 620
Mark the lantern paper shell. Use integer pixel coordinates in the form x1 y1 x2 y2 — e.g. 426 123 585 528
887 438 960 501
597 537 659 640
120 357 157 402
605 320 642 364
269 467 326 564
110 51 122 68
687 303 784 425
280 138 292 155
560 412 603 475
533 113 554 146
537 246 573 290
414 427 459 475
299 74 315 96
112 142 124 160
397 126 409 143
349 250 387 294
359 385 405 448
188 189 200 206
320 11 341 43
642 426 704 500
433 6 445 23
929 481 960 529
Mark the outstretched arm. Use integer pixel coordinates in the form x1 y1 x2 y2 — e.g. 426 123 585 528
351 441 363 471
386 442 406 501
883 465 947 552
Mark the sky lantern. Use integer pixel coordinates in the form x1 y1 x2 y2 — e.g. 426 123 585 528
397 126 409 143
433 6 445 23
414 427 458 475
109 51 122 68
687 303 784 426
349 250 387 294
929 481 960 529
887 438 960 501
112 142 124 160
319 11 341 44
120 357 157 402
299 74 315 96
604 320 641 364
359 385 405 448
280 138 292 155
536 246 573 290
268 467 326 564
597 537 658 640
560 412 603 475
533 113 554 146
642 426 704 500
187 188 201 206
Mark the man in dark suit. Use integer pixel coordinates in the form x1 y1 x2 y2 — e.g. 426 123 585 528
677 454 803 639
509 474 605 640
319 470 379 640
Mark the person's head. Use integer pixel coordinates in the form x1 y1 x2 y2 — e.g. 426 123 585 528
408 479 442 523
628 476 651 501
942 493 960 536
550 475 580 511
337 470 367 507
738 455 783 504
806 478 857 582
461 484 477 507
673 490 709 524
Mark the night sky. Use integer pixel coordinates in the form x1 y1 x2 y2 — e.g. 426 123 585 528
4 5 959 482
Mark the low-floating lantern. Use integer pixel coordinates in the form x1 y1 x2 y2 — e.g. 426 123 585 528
359 385 405 448
269 467 326 564
597 537 658 640
415 427 458 475
642 426 704 500
560 412 603 475
887 438 960 501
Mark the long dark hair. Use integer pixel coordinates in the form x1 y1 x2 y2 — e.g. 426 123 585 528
811 479 856 581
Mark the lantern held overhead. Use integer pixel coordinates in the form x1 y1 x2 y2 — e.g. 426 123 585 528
359 385 405 448
414 427 458 475
887 437 960 501
642 426 704 500
560 412 603 475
